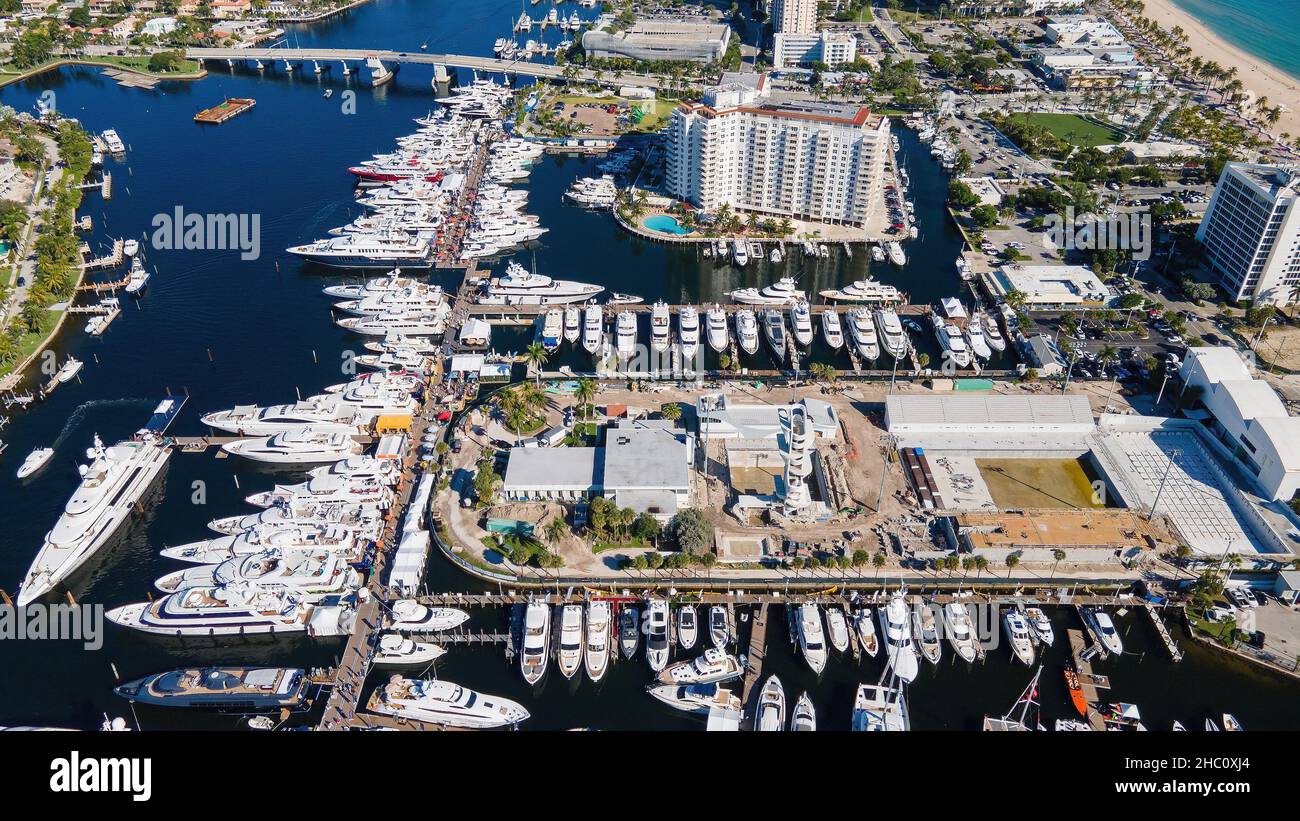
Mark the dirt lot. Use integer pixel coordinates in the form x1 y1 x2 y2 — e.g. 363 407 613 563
977 457 1104 509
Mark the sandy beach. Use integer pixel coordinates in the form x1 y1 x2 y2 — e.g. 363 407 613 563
1137 0 1300 136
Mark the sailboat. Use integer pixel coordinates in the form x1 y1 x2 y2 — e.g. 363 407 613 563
983 665 1043 731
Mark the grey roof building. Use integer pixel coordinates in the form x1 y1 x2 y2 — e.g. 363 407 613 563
582 16 731 63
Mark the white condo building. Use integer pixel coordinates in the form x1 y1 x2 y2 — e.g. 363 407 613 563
770 0 816 35
772 30 857 69
666 79 890 226
1196 162 1300 306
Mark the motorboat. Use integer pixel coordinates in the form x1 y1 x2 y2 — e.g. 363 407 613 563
373 676 529 729
387 600 469 633
476 261 603 304
708 605 729 648
647 681 741 716
820 310 844 350
732 239 749 267
790 692 816 731
650 301 671 353
222 429 363 465
846 308 880 361
728 277 805 305
614 311 637 361
756 676 785 731
160 522 377 565
585 600 611 683
16 447 54 479
1206 718 1220 731
825 607 850 654
677 605 698 651
556 604 584 680
1003 610 1036 666
520 599 551 685
18 435 171 607
1223 714 1243 731
563 306 582 344
124 256 150 296
912 604 943 666
762 308 787 359
885 241 906 265
201 390 416 437
818 279 901 304
943 601 979 663
797 603 828 675
678 306 699 360
657 647 743 685
286 233 435 268
879 592 919 684
852 683 909 731
870 244 886 262
373 633 446 667
1064 659 1088 717
1088 609 1124 656
539 308 563 353
582 303 603 354
153 549 361 598
244 472 394 512
106 585 316 637
705 304 729 352
931 312 971 368
1025 607 1054 646
608 292 643 305
336 308 449 337
618 604 639 659
789 300 814 347
966 316 992 360
113 667 311 712
982 310 1007 352
735 309 759 355
645 598 670 673
874 308 909 358
54 356 84 384
122 238 139 257
853 607 879 657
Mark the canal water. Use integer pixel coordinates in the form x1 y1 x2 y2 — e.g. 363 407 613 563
0 0 1293 729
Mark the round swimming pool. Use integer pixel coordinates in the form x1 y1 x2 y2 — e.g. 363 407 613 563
644 215 693 235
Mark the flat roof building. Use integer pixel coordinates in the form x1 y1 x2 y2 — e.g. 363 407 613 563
697 394 840 441
1196 162 1300 306
582 16 731 63
885 394 1094 436
986 263 1116 310
1044 16 1127 48
772 30 857 69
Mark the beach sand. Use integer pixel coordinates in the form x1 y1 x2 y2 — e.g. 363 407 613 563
1138 0 1300 136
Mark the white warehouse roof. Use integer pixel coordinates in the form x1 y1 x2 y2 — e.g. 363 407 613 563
886 394 1095 433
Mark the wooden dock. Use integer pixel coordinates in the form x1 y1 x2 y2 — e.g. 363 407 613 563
195 97 257 124
84 239 124 271
1144 603 1184 662
318 597 382 731
738 602 770 731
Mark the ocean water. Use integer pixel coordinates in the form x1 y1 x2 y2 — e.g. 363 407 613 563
1171 0 1300 81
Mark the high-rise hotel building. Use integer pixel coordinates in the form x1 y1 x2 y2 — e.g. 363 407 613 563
665 80 890 227
1196 162 1300 306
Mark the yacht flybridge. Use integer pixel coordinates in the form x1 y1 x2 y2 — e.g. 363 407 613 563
818 279 901 304
222 428 364 465
880 592 920 684
705 304 729 352
582 303 604 354
373 676 529 729
475 261 603 305
728 277 805 305
820 310 844 350
286 233 435 268
874 308 909 358
846 308 880 361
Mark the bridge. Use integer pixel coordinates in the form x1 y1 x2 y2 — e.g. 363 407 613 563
184 47 672 90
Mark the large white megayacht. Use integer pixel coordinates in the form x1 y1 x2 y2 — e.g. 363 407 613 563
159 522 375 565
222 428 365 465
372 676 529 729
474 260 604 305
200 385 417 436
153 549 362 599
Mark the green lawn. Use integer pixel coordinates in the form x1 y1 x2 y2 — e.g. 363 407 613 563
1004 113 1128 148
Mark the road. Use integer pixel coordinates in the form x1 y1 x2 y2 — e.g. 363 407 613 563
3 133 62 327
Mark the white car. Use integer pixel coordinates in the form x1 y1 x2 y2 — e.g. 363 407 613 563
1226 587 1258 609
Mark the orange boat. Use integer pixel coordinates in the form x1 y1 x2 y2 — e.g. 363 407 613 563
1064 661 1087 717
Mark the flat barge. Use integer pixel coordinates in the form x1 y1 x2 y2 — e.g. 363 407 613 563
194 97 256 124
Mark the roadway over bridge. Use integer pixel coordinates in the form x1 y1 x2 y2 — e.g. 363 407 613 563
184 47 672 90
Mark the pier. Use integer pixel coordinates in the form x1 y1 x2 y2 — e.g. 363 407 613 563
1145 602 1184 662
738 602 770 731
84 239 124 271
195 97 257 124
1067 628 1111 731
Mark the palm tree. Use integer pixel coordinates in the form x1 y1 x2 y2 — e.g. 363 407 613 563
1050 549 1066 580
523 342 548 387
544 517 569 547
574 377 596 419
1005 554 1020 577
1004 288 1027 311
872 551 887 580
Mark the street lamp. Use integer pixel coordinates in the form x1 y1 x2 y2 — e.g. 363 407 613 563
1148 448 1182 522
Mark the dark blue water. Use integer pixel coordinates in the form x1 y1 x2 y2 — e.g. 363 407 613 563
0 0 1291 730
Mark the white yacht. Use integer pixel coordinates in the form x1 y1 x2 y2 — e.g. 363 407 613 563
17 435 171 607
852 683 910 731
477 261 603 304
728 277 805 305
735 309 759 354
913 605 943 666
614 311 637 361
756 676 786 731
825 607 850 654
323 274 421 300
286 233 434 268
966 317 992 360
124 256 150 296
797 603 828 675
539 308 563 352
943 601 979 663
557 604 584 680
562 306 581 344
853 607 879 657
222 429 363 465
645 598 670 673
874 308 909 359
732 239 749 267
106 585 316 637
791 693 816 731
386 600 469 633
677 605 698 651
846 308 880 361
159 524 370 565
332 284 445 317
789 300 814 347
1025 606 1055 647
153 549 361 599
16 447 54 480
880 593 920 684
820 310 844 350
885 241 906 266
708 605 729 649
336 309 448 338
245 472 394 511
200 390 415 437
54 356 83 384
650 301 671 353
762 308 787 359
678 306 699 359
931 312 972 368
705 305 729 352
1003 610 1037 666
373 676 529 729
818 279 901 304
520 599 551 685
657 647 743 685
582 303 603 354
1089 609 1124 655
585 600 611 683
102 129 125 153
113 666 310 712
982 310 1007 352
373 634 446 667
647 682 741 716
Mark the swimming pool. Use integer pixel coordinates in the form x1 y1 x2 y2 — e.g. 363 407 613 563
644 215 693 235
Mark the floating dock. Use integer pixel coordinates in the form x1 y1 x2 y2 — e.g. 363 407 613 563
195 97 257 124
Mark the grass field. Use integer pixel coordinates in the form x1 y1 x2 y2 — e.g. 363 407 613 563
1004 113 1128 148
976 458 1105 509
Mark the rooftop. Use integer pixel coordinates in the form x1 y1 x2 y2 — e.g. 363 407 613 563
603 420 691 491
502 447 601 492
886 394 1094 429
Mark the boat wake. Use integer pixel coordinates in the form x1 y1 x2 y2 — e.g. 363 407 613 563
51 397 157 449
